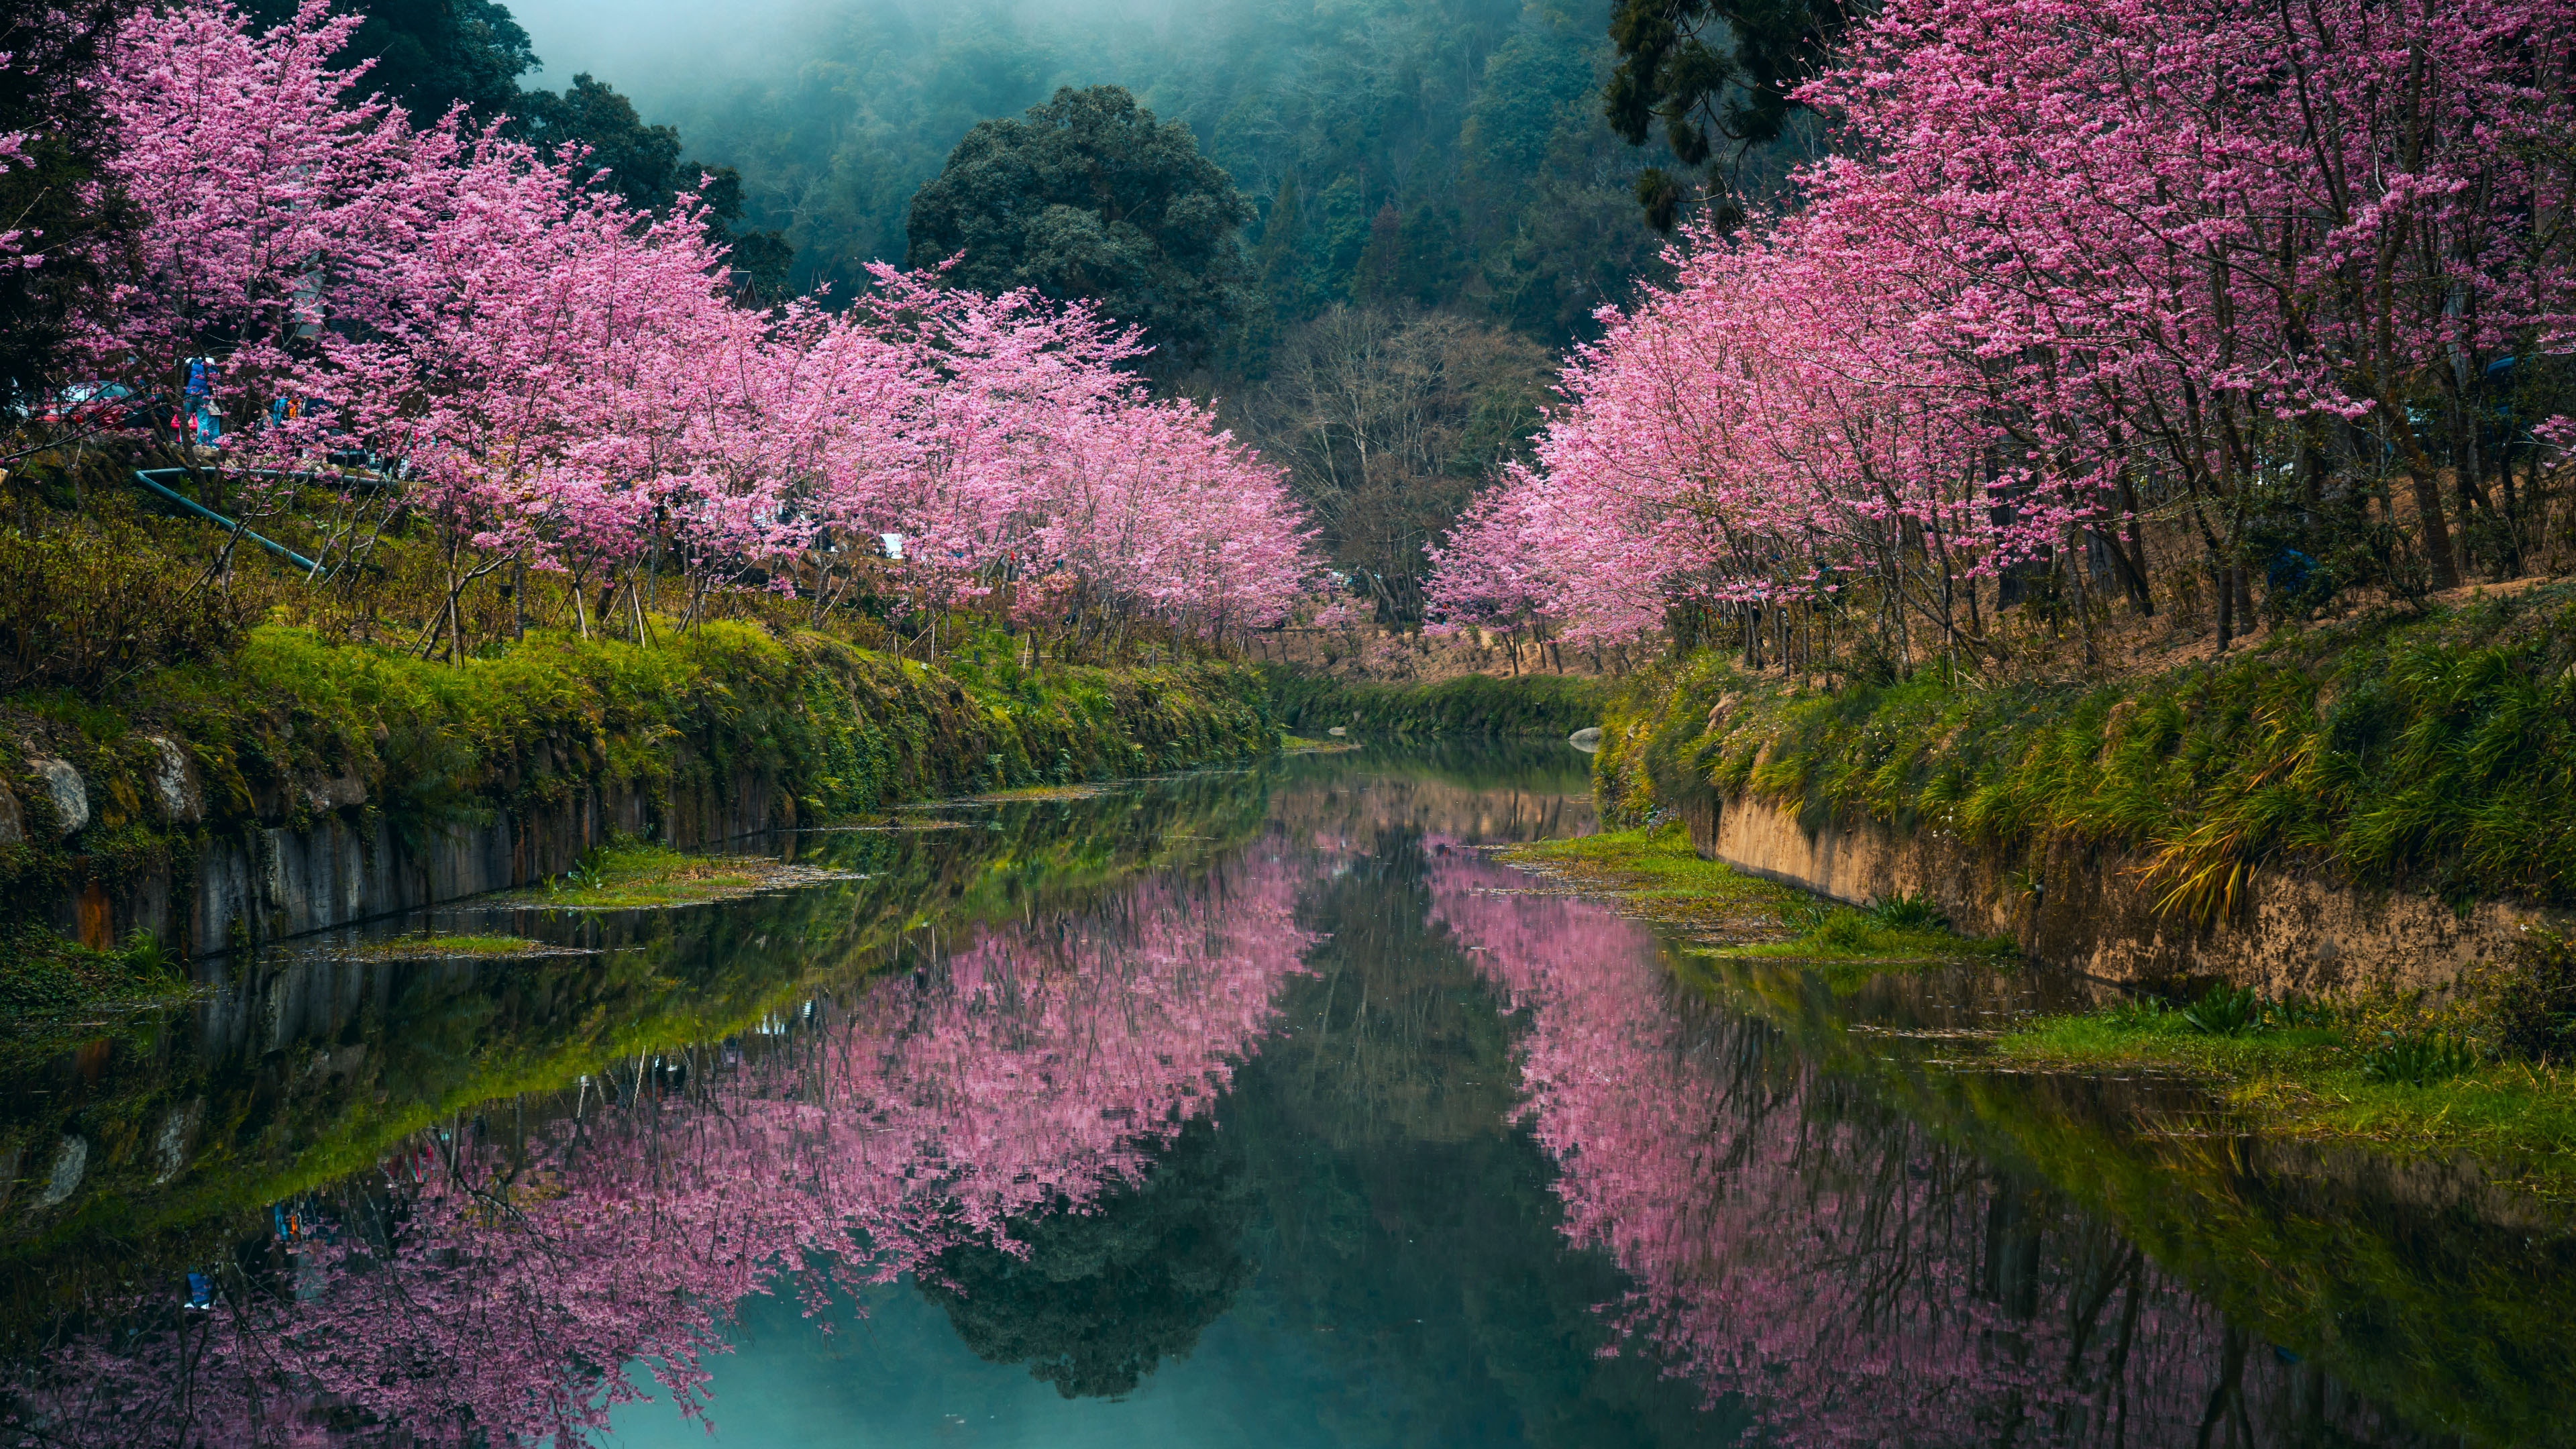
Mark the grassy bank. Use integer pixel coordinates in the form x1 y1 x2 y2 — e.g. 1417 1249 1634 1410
1497 824 2015 984
1597 580 2576 916
1987 927 2576 1190
1 617 1277 998
1264 666 1604 738
1582 584 2576 1173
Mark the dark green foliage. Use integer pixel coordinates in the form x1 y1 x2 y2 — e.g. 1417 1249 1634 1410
1604 0 1856 228
0 924 178 1015
2267 993 2341 1031
239 0 538 125
652 0 1676 351
0 0 140 405
2181 983 2265 1037
2100 993 2172 1029
1265 668 1603 737
1777 894 1834 933
2359 1032 2483 1087
2493 928 2576 1064
517 73 682 213
248 1 792 284
920 1116 1251 1398
513 78 794 286
1866 891 1945 930
906 86 1253 374
0 526 261 694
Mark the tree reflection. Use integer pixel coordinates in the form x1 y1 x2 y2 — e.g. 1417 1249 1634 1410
1425 847 2440 1448
919 1114 1252 1399
5 859 1307 1446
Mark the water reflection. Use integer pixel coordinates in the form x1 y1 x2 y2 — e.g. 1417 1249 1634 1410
0 746 2565 1446
10 855 1307 1445
1428 849 2477 1447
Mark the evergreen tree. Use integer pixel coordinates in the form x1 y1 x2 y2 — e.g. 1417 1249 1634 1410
904 85 1256 374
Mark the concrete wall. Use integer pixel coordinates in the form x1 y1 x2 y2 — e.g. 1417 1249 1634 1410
68 770 781 963
1682 791 2551 997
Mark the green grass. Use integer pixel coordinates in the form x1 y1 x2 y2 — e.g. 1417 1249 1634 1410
955 782 1117 802
498 839 805 910
1501 824 1781 918
1597 580 2576 913
1998 1003 2576 1189
346 932 550 959
1499 824 2015 978
1710 920 2010 963
1 616 1280 955
0 924 186 1017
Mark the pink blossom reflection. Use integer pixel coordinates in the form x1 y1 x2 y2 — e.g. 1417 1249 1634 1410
1427 848 2424 1448
13 861 1308 1447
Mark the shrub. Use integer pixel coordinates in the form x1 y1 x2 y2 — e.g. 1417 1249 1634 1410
2493 928 2576 1063
0 527 261 694
1867 891 1947 929
2359 1032 2482 1087
2181 983 2266 1036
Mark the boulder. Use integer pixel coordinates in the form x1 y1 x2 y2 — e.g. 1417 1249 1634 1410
148 736 204 824
32 759 88 837
303 770 368 812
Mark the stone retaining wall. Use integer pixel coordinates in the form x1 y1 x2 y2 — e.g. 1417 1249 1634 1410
1682 792 2549 997
58 769 780 963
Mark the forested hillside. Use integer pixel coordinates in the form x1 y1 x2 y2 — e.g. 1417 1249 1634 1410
633 0 1680 351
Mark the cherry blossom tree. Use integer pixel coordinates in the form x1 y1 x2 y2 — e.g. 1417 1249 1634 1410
72 1 1320 657
1429 0 2576 665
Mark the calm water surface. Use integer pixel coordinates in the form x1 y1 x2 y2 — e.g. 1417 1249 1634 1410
2 746 2569 1446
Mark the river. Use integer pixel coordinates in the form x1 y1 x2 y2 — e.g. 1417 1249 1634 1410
0 745 2567 1446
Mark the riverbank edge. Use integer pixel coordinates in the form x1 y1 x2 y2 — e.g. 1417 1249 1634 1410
1 621 1278 985
1585 589 2576 1183
1491 824 2020 979
0 777 1277 1285
1592 583 2576 1001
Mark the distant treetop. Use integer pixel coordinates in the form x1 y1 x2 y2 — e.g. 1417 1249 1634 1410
905 85 1254 375
1604 0 1857 229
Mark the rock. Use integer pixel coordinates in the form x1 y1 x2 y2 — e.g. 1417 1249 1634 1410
153 1102 203 1185
303 770 368 812
32 759 87 837
148 736 203 824
1568 727 1603 753
36 1136 87 1208
1326 727 1348 737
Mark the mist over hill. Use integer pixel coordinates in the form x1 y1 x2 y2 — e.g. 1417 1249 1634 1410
511 0 1684 350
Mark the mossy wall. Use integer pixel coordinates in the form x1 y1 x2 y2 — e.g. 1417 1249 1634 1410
1598 584 2576 990
0 624 1275 960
